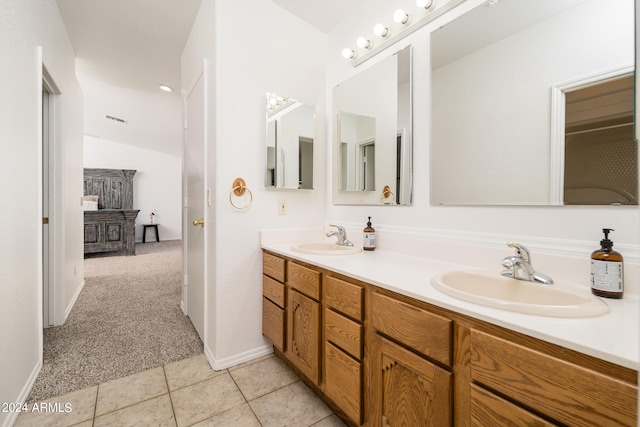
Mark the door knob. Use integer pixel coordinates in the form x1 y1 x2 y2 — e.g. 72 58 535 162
192 218 204 227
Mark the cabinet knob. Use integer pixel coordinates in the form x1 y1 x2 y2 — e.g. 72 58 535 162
192 218 204 227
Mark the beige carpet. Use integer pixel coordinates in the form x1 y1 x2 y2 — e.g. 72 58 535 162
28 240 203 402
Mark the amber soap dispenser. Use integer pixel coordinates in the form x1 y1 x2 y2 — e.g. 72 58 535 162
363 217 376 251
590 228 624 299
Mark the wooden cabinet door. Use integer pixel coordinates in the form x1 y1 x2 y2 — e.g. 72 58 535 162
371 333 452 427
262 297 285 351
287 289 320 384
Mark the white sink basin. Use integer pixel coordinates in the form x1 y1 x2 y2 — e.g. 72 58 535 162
431 270 609 318
291 242 362 256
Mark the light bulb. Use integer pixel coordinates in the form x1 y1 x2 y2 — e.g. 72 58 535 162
373 23 389 37
356 37 371 49
342 48 355 59
416 0 434 9
393 9 409 24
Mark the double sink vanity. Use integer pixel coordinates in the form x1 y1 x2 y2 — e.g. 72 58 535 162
261 233 638 426
259 0 637 424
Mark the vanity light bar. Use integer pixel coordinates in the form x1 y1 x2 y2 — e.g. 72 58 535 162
344 0 465 67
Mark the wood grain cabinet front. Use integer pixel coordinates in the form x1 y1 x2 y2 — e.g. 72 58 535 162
262 252 287 351
263 251 285 282
469 384 556 427
288 261 321 300
323 274 365 425
325 341 363 425
370 291 452 366
262 297 285 351
287 288 321 385
370 333 452 427
470 329 638 427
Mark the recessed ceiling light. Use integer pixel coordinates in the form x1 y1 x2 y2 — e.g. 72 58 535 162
159 84 174 92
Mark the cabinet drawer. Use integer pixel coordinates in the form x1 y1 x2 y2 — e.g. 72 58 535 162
325 275 363 321
470 384 555 427
288 261 321 300
263 252 285 282
470 329 637 427
371 292 452 366
263 275 285 308
262 297 285 351
325 308 362 360
325 342 362 425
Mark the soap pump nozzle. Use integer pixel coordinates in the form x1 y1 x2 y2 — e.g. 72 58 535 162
600 228 615 248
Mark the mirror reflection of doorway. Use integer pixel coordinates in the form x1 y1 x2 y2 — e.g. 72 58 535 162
298 137 313 189
360 142 375 191
563 75 636 205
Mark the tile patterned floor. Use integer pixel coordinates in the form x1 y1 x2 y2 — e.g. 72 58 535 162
14 354 346 427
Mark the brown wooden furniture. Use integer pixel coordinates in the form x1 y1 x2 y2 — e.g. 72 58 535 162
83 168 139 256
262 250 638 427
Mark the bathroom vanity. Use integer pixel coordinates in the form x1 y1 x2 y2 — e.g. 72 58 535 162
261 245 638 427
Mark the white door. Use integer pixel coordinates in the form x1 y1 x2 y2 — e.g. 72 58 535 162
184 71 206 341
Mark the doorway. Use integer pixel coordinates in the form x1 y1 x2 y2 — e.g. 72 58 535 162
550 66 636 205
563 75 636 205
42 68 58 328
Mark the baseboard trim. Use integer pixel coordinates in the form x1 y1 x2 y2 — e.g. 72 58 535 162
204 344 274 371
2 360 42 427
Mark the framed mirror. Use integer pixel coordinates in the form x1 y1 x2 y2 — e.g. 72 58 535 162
430 0 636 206
333 46 412 205
265 93 315 189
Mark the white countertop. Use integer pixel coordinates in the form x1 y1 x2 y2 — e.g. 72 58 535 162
262 241 639 371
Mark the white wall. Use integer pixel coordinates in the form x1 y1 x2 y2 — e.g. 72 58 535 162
0 1 84 425
84 136 182 242
182 0 327 368
325 0 639 265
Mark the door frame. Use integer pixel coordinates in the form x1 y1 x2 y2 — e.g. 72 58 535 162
42 66 62 327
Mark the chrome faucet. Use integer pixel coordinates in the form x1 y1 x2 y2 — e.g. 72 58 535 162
326 224 354 247
500 242 554 284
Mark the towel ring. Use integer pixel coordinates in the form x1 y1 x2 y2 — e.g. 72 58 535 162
230 178 253 210
381 185 395 204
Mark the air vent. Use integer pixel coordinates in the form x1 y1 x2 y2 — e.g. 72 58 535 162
106 115 127 124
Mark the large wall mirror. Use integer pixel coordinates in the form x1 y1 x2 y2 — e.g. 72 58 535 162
431 0 636 206
265 93 315 189
333 46 412 205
